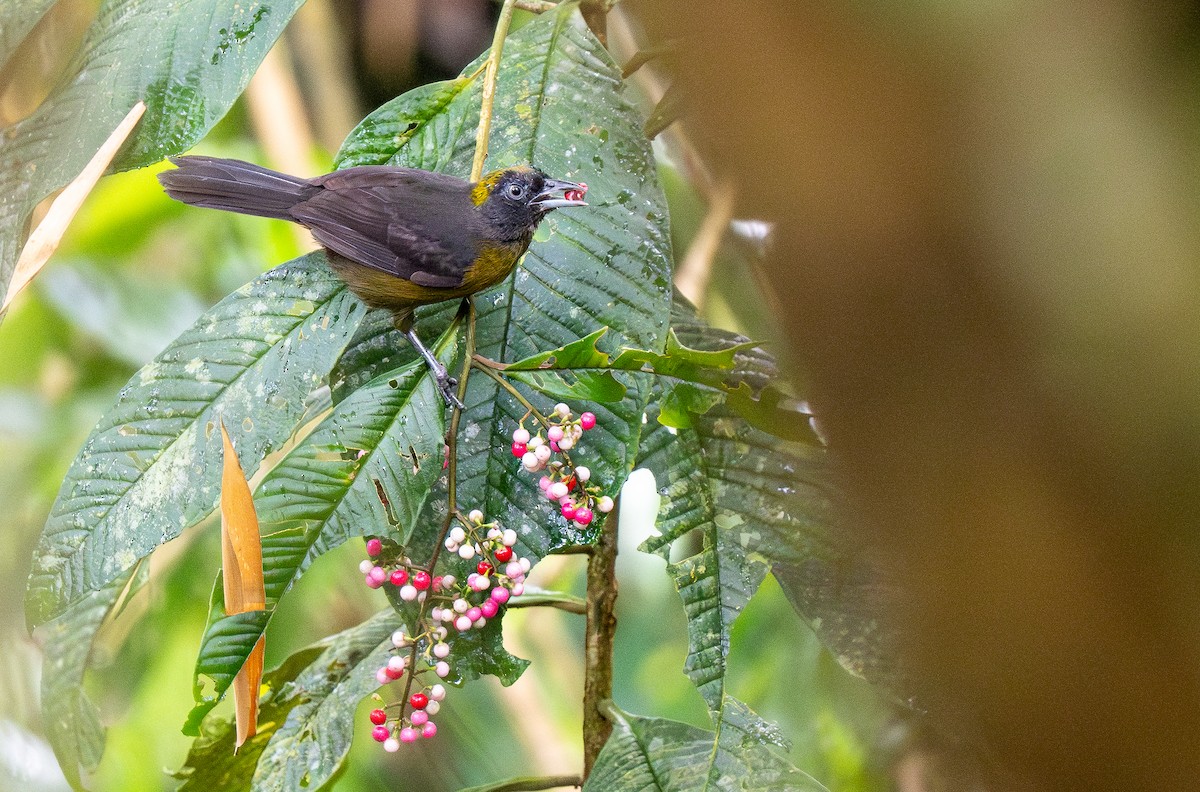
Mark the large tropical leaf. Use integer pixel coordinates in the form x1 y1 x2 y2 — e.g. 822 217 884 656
26 252 365 628
633 299 835 728
185 329 455 729
584 699 828 792
35 564 142 787
175 609 401 792
331 1 672 573
0 0 305 301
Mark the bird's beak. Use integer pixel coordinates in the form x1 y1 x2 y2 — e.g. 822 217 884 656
533 178 588 209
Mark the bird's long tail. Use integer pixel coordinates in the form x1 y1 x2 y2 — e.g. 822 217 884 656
157 155 319 220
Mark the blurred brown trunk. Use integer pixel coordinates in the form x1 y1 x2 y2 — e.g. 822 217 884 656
627 2 1200 790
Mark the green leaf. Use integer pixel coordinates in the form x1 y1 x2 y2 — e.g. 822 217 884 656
772 557 908 695
335 78 479 170
26 252 366 629
634 301 834 727
500 318 816 439
584 700 828 792
185 329 456 729
175 609 401 792
35 564 141 787
501 328 627 402
0 0 305 299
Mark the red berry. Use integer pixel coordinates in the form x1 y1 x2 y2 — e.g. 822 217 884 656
565 475 577 491
432 575 444 591
575 507 594 526
372 725 390 742
409 692 429 710
477 560 493 576
580 412 596 430
494 545 513 562
389 569 408 586
366 538 383 556
412 571 431 590
385 665 404 680
511 442 527 458
561 501 578 520
370 708 387 725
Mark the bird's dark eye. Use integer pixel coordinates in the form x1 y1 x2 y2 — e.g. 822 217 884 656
506 183 526 199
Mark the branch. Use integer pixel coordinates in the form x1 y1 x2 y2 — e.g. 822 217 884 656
472 0 519 182
582 496 620 779
474 774 583 791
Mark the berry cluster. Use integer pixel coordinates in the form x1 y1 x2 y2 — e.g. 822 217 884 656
359 509 531 750
512 403 613 527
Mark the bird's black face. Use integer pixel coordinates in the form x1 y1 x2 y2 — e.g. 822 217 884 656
476 166 587 241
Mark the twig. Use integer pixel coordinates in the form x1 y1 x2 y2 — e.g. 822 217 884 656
509 0 558 12
471 359 549 424
476 775 582 791
674 181 735 310
472 0 519 182
582 496 619 779
5 101 145 311
396 303 475 723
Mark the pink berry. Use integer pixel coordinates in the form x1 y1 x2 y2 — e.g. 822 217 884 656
549 440 561 453
511 441 527 458
368 566 387 585
550 481 569 500
376 668 390 685
372 725 390 742
466 606 482 621
491 586 511 604
580 412 596 429
410 692 429 709
422 722 438 738
412 571 431 590
432 575 444 591
561 500 577 520
512 427 531 444
538 475 552 491
400 727 418 743
410 709 429 726
455 615 472 631
504 562 523 579
365 575 383 589
598 496 614 513
548 425 564 443
512 582 525 596
575 507 594 526
366 538 383 556
435 661 450 677
390 569 408 586
370 708 387 725
481 599 499 618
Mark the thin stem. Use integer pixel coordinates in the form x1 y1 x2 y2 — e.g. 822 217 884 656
582 496 620 779
472 0 519 182
476 775 582 792
471 359 549 424
503 0 558 13
396 302 476 723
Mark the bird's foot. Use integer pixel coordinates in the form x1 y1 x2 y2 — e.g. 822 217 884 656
435 369 465 411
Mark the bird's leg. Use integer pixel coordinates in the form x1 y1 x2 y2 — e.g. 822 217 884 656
404 327 465 411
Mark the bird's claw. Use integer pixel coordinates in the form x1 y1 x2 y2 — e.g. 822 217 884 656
437 373 465 411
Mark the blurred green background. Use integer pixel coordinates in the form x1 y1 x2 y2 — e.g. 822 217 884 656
0 2 893 790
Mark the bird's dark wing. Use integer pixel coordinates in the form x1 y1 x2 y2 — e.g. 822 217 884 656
289 167 480 288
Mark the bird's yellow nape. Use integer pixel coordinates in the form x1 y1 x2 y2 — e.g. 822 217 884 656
470 165 536 206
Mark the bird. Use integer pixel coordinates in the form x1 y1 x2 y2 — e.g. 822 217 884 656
158 155 588 408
